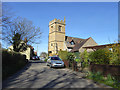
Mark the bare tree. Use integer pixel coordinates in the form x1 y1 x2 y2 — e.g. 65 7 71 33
3 16 42 44
2 4 42 47
1 3 15 49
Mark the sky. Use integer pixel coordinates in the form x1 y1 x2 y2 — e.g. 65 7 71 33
3 2 118 56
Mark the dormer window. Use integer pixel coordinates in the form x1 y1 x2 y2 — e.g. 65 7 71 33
71 41 74 45
58 26 62 31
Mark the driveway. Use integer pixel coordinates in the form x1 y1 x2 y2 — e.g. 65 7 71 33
2 60 110 88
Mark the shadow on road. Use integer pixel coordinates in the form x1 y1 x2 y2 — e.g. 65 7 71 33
2 62 102 88
29 60 46 63
2 62 32 88
41 72 97 88
51 67 65 69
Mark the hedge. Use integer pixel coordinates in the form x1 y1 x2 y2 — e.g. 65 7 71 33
2 49 28 80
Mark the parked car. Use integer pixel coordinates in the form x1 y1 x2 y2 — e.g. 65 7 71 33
46 56 64 68
31 56 39 60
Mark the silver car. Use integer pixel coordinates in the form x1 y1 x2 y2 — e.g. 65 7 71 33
46 56 64 68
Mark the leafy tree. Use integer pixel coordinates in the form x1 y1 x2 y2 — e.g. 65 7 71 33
3 17 42 46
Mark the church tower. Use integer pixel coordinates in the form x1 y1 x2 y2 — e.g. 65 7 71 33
48 17 66 56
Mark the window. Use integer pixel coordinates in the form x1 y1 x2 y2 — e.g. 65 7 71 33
58 26 62 31
51 26 53 28
48 51 52 53
71 41 74 45
51 43 53 46
51 57 61 60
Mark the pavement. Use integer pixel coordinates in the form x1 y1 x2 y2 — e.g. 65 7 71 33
2 60 112 88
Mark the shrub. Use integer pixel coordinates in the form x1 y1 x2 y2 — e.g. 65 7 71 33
80 50 89 67
44 58 47 62
2 49 28 80
75 58 81 62
108 44 120 65
87 71 104 81
58 50 68 60
67 53 75 67
86 71 120 89
89 49 111 64
67 53 75 62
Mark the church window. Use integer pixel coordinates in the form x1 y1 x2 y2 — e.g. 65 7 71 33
51 26 53 28
58 26 62 31
51 43 53 46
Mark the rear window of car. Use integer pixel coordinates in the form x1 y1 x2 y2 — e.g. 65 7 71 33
51 57 61 60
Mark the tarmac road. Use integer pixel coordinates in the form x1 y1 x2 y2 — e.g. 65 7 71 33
2 60 111 88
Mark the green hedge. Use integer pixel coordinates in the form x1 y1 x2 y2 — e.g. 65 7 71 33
58 50 68 60
2 49 28 80
89 49 111 64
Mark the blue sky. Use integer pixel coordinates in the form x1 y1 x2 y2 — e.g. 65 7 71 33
3 2 118 55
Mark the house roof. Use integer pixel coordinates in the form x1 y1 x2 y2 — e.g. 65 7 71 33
65 36 92 52
65 36 85 43
71 37 91 52
65 36 85 48
83 43 120 49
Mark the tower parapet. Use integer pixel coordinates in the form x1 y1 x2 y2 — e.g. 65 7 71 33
49 18 66 26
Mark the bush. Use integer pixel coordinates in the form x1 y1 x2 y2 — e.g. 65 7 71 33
75 58 81 62
86 71 120 89
44 58 47 62
108 44 120 65
67 53 75 68
2 49 28 80
80 50 89 67
58 50 68 60
89 49 111 64
67 53 75 61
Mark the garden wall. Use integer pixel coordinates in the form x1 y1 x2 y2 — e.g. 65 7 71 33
90 63 120 80
2 49 28 80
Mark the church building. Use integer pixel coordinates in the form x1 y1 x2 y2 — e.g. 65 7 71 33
48 17 97 56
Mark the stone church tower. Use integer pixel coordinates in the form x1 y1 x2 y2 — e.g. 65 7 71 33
48 17 66 56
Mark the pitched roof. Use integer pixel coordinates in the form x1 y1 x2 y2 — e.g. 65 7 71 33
65 36 85 48
65 36 85 43
71 38 90 52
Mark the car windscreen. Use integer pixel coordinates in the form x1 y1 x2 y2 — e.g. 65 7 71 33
51 57 61 60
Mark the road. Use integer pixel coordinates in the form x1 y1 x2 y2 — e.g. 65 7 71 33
3 60 110 88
